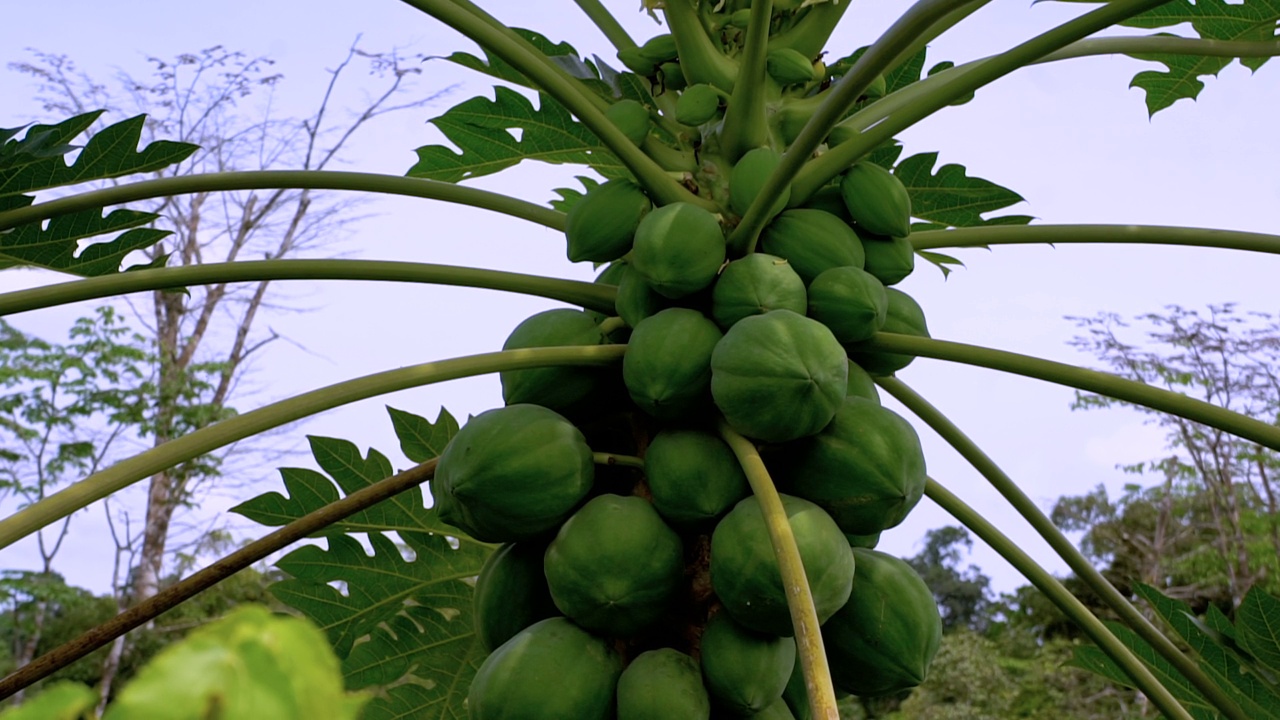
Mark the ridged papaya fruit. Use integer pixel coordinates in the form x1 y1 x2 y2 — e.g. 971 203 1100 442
772 396 926 535
710 309 848 443
433 404 593 543
710 494 855 637
798 185 851 221
710 254 807 330
566 181 652 263
846 287 928 376
840 162 912 238
623 308 722 420
467 617 623 720
606 99 652 147
846 531 881 549
759 209 865 284
661 62 688 92
630 202 726 299
543 494 684 637
639 34 679 64
699 612 796 716
730 147 790 220
473 542 560 652
860 233 915 286
846 360 881 404
616 649 711 720
500 309 610 411
766 48 818 85
806 266 888 343
643 429 750 527
677 84 722 126
616 264 668 328
824 549 943 697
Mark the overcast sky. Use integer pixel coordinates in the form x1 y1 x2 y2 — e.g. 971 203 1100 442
2 0 1278 598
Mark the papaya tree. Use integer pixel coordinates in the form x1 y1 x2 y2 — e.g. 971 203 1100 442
2 1 1280 719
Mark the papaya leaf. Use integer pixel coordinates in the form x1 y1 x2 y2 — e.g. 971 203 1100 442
548 176 602 213
0 680 97 720
443 28 583 88
0 208 170 276
917 249 966 279
388 405 459 464
1068 620 1220 719
1239 588 1280 674
0 112 101 172
407 86 626 182
892 152 1030 228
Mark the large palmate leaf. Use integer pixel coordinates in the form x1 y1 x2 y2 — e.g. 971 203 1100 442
1238 589 1280 673
0 209 169 276
893 152 1032 229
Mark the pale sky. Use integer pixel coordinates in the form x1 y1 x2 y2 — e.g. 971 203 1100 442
2 0 1278 599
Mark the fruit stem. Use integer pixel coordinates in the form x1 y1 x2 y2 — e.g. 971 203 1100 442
921 476 1197 720
662 0 739 92
572 0 637 52
767 1 855 59
591 452 645 470
0 259 619 318
596 316 627 334
911 223 1280 256
880 378 1250 720
0 345 628 552
720 0 776 162
717 419 840 720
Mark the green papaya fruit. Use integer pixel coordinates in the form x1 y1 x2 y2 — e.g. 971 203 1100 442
500 309 609 411
860 233 915 286
846 287 928 376
630 202 726 299
607 99 652 147
639 34 679 64
710 253 807 329
798 185 851 221
676 84 722 126
643 429 750 527
766 48 818 85
433 404 593 543
587 261 628 324
710 309 848 443
616 649 711 720
806 265 888 343
846 360 881 404
824 549 943 697
758 209 865 284
467 617 623 720
729 147 790 220
846 531 881 549
772 396 926 535
566 180 652 263
699 612 796 716
623 308 723 420
781 645 811 720
726 9 752 27
544 494 684 636
474 542 560 652
661 62 689 92
619 46 658 75
710 494 855 637
750 698 799 720
839 162 912 238
616 264 668 328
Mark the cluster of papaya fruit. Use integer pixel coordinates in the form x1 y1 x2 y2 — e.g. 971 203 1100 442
430 7 946 719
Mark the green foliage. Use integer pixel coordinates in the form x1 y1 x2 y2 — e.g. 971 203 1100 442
905 527 994 634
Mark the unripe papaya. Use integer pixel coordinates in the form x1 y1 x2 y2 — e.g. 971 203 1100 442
860 233 915 286
565 180 652 263
630 202 726 299
711 310 847 443
616 649 711 720
473 542 560 652
616 264 668 328
619 46 657 75
781 651 811 720
729 147 790 220
500 309 610 411
727 9 752 28
623 308 722 420
467 617 623 720
846 531 881 549
661 62 688 92
759 209 865 284
544 494 684 637
824 549 943 697
607 99 652 147
676 84 722 126
587 261 628 324
772 396 926 535
643 429 750 527
846 360 881 404
710 253 807 329
840 161 912 238
798 185 851 221
639 34 679 64
710 494 855 637
433 404 593 543
766 48 818 85
699 612 796 716
846 287 928 376
807 265 888 343
752 698 799 720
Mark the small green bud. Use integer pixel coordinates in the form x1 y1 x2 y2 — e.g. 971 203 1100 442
766 48 819 86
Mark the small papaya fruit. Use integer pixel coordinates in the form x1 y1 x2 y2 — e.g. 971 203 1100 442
623 308 722 420
752 698 799 720
630 202 726 298
606 99 652 147
433 404 593 543
710 253 807 329
500 309 609 411
846 531 881 549
798 185 851 221
711 309 848 443
766 48 819 85
619 46 657 75
544 494 684 637
772 396 926 535
846 287 929 376
729 147 790 219
781 643 811 720
586 261 628 324
467 617 623 720
840 161 912 238
726 8 753 27
758 209 865 284
710 494 855 637
473 542 560 652
824 549 943 697
661 62 688 92
615 264 668 328
643 429 750 527
699 612 796 716
676 83 722 126
860 233 915 286
846 359 881 403
639 34 679 64
806 265 888 343
565 180 652 263
616 648 711 720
